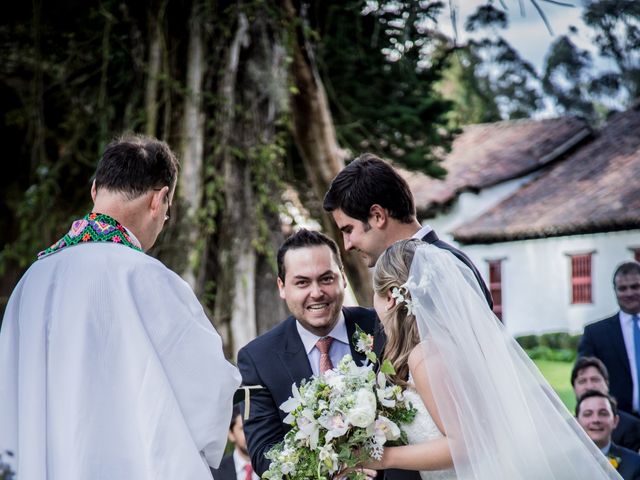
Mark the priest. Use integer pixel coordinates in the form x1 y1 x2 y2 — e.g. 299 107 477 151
0 134 240 480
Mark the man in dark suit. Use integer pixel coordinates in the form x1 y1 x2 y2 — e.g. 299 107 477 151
238 230 387 478
322 153 493 309
578 261 640 415
571 356 640 451
577 390 640 479
211 404 259 480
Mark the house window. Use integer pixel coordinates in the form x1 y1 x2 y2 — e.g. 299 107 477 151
571 254 592 304
487 260 503 321
632 248 640 262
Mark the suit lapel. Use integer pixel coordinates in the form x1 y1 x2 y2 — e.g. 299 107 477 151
345 310 367 365
344 308 385 365
276 317 313 386
610 314 632 378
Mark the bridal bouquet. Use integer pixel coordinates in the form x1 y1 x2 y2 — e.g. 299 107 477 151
263 331 416 480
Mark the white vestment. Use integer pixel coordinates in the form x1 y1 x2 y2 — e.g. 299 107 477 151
0 242 241 480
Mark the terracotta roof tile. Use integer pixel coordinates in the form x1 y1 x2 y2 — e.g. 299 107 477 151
452 104 640 244
401 116 592 216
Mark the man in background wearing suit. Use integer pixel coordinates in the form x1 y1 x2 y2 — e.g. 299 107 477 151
578 261 640 415
322 153 493 309
237 229 384 477
577 390 640 479
572 356 640 451
211 404 259 480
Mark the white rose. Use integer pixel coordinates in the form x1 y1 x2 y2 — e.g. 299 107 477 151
346 389 377 427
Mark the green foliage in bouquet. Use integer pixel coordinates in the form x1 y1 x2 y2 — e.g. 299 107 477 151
263 350 417 480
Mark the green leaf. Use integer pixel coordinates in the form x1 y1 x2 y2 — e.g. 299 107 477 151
380 359 396 375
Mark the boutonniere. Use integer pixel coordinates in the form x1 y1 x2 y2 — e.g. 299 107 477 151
352 324 396 376
608 454 621 470
352 324 377 364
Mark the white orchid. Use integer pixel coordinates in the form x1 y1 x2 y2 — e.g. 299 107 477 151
295 408 320 449
319 443 340 473
319 412 349 442
369 415 401 445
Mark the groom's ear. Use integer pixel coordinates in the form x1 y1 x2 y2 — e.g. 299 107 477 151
369 204 388 229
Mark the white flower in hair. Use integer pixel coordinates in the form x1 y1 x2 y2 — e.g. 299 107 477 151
391 284 414 316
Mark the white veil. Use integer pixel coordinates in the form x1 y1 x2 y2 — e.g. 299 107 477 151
405 244 620 479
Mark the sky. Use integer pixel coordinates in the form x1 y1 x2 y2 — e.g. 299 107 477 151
440 0 603 75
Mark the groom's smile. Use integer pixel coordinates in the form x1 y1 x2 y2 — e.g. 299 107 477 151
277 244 346 337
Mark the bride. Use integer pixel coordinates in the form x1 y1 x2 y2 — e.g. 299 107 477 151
365 239 620 479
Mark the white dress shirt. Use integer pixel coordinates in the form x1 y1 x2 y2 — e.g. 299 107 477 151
413 224 433 240
233 449 259 480
296 312 351 376
619 310 640 412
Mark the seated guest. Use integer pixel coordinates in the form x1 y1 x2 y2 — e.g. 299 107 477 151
577 390 640 479
572 356 640 451
211 404 259 480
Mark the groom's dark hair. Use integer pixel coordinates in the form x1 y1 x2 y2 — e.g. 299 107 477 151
277 229 343 282
323 153 415 224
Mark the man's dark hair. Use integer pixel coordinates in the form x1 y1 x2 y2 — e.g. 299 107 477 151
613 261 640 286
229 402 243 431
277 229 343 282
575 389 618 417
571 356 610 387
322 153 415 224
94 134 179 199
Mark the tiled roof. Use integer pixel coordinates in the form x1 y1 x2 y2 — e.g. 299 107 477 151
402 116 592 216
452 103 640 244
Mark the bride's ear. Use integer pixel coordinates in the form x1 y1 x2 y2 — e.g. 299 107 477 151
385 289 396 311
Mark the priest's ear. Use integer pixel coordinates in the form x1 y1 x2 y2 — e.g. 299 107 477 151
149 185 169 219
91 180 97 202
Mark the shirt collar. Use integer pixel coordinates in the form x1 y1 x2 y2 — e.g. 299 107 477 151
600 441 612 456
296 311 348 354
233 449 251 476
413 224 433 239
620 310 639 325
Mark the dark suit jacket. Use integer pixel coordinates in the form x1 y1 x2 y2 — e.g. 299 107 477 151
610 443 640 480
615 411 640 452
578 313 634 413
210 453 235 480
237 307 420 480
422 230 493 309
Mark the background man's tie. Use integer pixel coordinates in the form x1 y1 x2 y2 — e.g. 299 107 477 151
244 463 253 480
316 337 334 374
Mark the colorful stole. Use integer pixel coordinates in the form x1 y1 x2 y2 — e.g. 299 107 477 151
37 213 142 259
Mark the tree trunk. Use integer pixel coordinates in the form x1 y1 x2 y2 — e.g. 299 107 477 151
282 0 373 306
212 7 289 358
179 4 205 289
145 4 164 136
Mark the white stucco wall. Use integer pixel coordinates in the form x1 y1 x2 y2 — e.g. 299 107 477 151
457 230 640 336
425 174 537 244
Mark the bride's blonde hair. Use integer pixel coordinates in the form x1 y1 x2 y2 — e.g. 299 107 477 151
373 239 421 386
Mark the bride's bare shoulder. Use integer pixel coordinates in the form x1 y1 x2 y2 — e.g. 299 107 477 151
408 343 426 371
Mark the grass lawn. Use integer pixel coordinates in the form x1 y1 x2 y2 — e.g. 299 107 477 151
534 359 576 413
